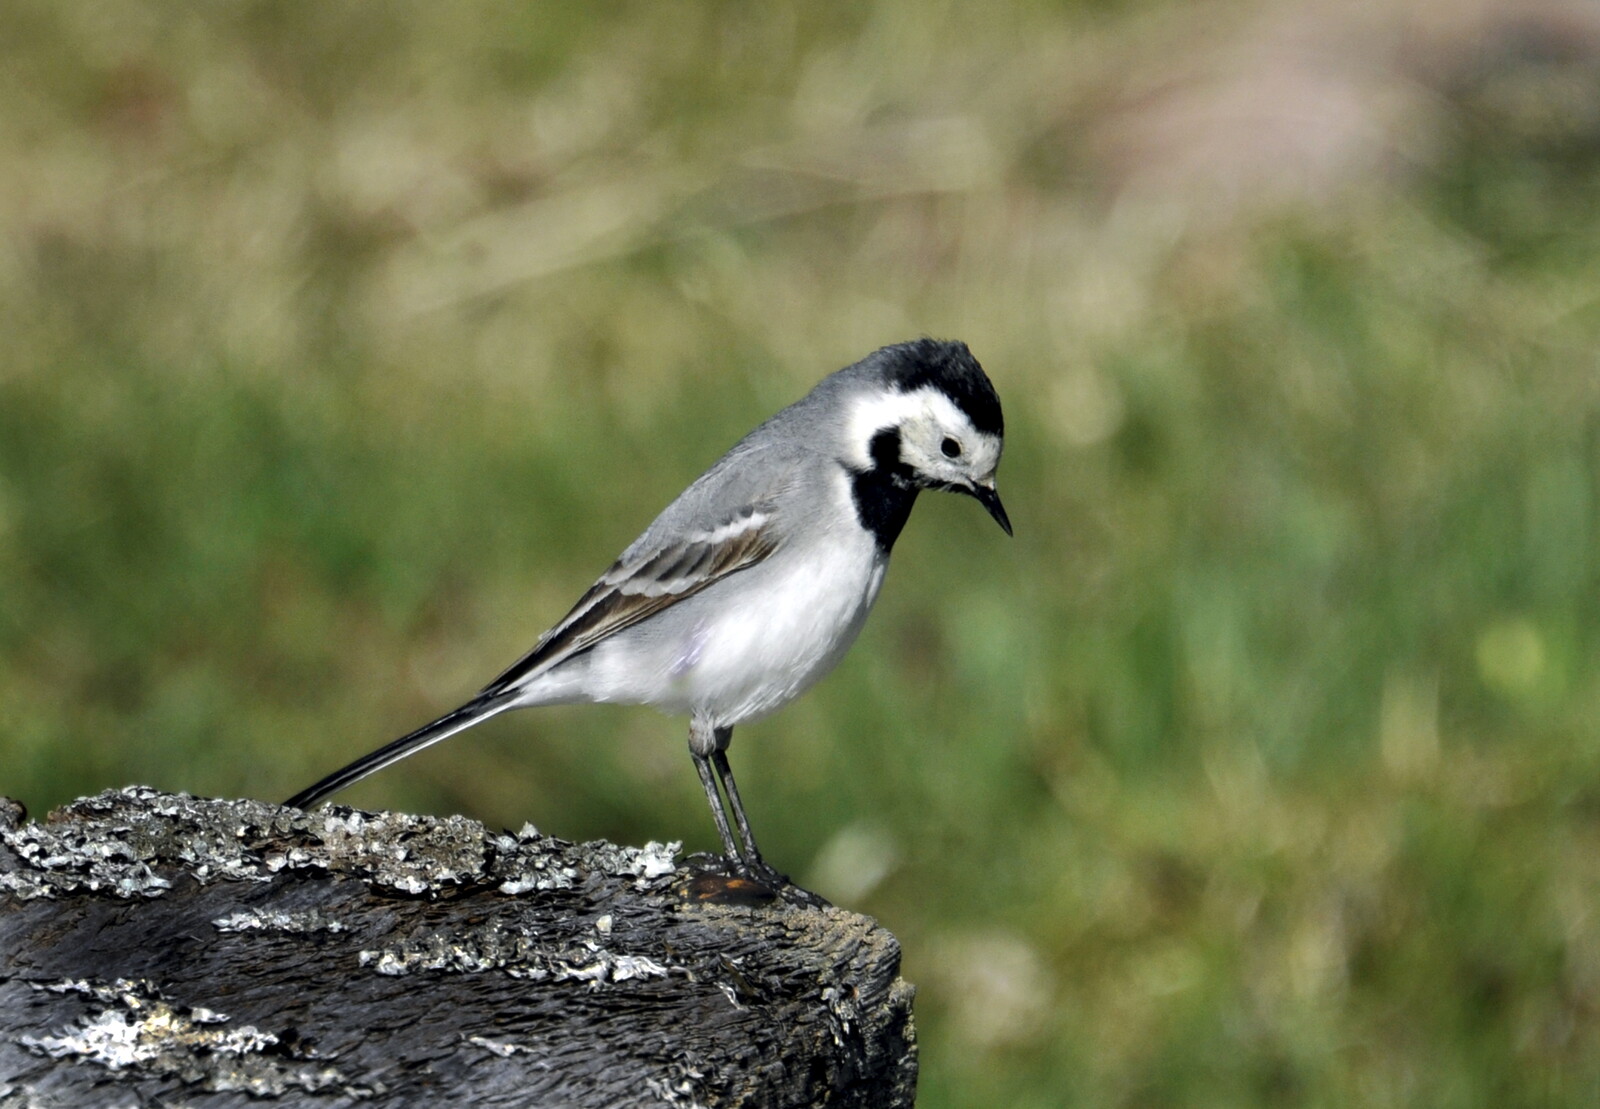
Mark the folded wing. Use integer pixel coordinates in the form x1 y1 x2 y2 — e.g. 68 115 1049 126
483 503 779 695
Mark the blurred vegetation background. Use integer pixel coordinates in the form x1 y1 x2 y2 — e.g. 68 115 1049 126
3 0 1599 1104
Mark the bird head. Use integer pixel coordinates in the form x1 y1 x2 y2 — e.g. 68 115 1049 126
845 339 1011 535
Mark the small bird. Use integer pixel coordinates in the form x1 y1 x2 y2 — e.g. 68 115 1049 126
285 338 1009 894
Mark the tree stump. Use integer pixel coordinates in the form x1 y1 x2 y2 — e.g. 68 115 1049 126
0 788 917 1107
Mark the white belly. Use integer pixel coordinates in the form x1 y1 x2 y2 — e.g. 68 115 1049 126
584 527 889 725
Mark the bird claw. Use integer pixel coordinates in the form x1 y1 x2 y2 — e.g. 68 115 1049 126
684 852 831 909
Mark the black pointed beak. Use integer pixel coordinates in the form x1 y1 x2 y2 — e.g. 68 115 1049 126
967 482 1012 536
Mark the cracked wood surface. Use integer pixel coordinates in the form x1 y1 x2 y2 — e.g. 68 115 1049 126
0 788 916 1108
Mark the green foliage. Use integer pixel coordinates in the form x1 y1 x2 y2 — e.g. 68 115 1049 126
3 2 1599 1104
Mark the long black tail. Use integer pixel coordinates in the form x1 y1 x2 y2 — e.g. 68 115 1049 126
284 692 518 809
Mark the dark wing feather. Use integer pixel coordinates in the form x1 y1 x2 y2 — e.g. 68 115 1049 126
482 506 779 695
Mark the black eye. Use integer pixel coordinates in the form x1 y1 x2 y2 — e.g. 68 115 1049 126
941 437 962 458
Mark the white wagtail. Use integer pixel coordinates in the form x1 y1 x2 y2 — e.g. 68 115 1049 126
286 338 1009 894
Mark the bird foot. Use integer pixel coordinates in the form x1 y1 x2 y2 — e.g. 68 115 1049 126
684 852 831 909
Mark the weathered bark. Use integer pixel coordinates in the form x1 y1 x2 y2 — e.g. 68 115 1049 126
0 788 916 1108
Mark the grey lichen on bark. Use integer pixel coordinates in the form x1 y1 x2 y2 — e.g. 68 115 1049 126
0 787 917 1108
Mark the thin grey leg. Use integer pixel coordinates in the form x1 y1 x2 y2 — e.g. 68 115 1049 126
710 746 762 864
693 752 742 861
686 717 828 907
689 715 740 861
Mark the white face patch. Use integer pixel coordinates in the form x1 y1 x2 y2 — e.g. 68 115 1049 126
846 390 924 469
845 386 1001 483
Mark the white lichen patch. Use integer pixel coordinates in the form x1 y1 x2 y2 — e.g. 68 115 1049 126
0 833 173 900
357 922 675 987
212 908 348 934
467 1035 532 1058
360 917 547 978
490 831 680 895
3 787 683 905
489 827 582 893
494 851 580 895
551 942 672 987
18 976 358 1097
630 840 681 880
0 787 287 900
305 806 493 893
22 1007 276 1068
32 976 165 1007
577 839 682 884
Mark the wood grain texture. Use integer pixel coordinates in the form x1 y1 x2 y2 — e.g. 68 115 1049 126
0 789 916 1108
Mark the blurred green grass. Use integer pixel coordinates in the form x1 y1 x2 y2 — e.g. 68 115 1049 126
3 1 1600 1105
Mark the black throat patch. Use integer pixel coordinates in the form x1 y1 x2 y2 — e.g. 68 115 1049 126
849 427 920 553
